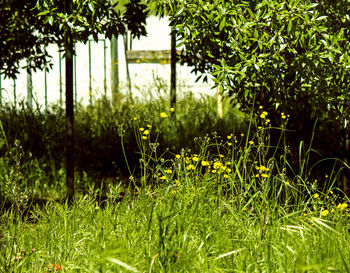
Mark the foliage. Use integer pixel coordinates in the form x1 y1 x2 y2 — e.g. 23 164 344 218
0 0 148 78
156 0 350 148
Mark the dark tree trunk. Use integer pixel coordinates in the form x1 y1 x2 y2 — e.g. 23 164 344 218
65 0 74 199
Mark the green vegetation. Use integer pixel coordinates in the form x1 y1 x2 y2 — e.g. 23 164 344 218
0 94 246 201
1 95 349 272
2 0 350 271
156 0 350 194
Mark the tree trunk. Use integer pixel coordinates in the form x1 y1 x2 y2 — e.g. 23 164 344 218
343 130 350 196
65 0 74 199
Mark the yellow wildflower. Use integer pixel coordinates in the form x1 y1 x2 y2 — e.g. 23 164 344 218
160 176 167 180
337 203 348 211
201 161 210 166
142 136 147 140
160 112 168 118
249 140 254 145
186 164 196 170
164 169 172 174
175 154 181 159
259 106 263 109
143 129 150 135
213 162 222 169
170 107 175 112
261 173 269 178
321 210 329 217
139 128 144 132
192 156 199 162
313 193 319 199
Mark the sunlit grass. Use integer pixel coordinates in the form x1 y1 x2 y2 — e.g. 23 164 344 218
1 101 350 272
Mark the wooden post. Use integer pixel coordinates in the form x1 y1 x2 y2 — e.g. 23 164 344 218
26 62 33 108
65 0 74 199
123 32 132 101
217 85 223 119
170 28 176 108
111 35 119 104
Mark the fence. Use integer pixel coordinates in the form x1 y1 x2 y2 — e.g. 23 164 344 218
0 17 214 109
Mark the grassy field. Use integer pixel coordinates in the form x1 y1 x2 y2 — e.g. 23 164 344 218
1 96 350 272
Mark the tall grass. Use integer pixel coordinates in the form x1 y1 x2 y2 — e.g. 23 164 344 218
1 101 349 272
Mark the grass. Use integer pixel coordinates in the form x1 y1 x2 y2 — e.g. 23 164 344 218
1 95 350 272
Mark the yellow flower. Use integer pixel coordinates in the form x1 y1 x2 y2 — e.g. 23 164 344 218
170 107 175 112
321 210 329 217
261 173 269 178
337 203 348 211
259 106 263 109
143 129 150 135
201 160 210 166
329 190 334 195
192 156 199 162
160 112 168 118
241 133 244 137
142 136 147 140
186 164 196 170
255 174 260 178
227 135 232 139
249 140 254 145
175 154 181 159
228 142 232 146
164 169 172 174
285 181 290 185
224 174 229 178
260 114 266 119
133 117 138 120
147 124 152 128
213 162 223 169
262 111 268 116
139 128 144 132
265 119 270 124
160 176 167 180
313 193 319 199
258 126 262 130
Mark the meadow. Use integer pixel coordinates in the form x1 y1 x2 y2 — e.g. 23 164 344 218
0 93 349 272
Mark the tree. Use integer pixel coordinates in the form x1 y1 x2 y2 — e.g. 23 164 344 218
1 0 148 198
156 0 350 191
